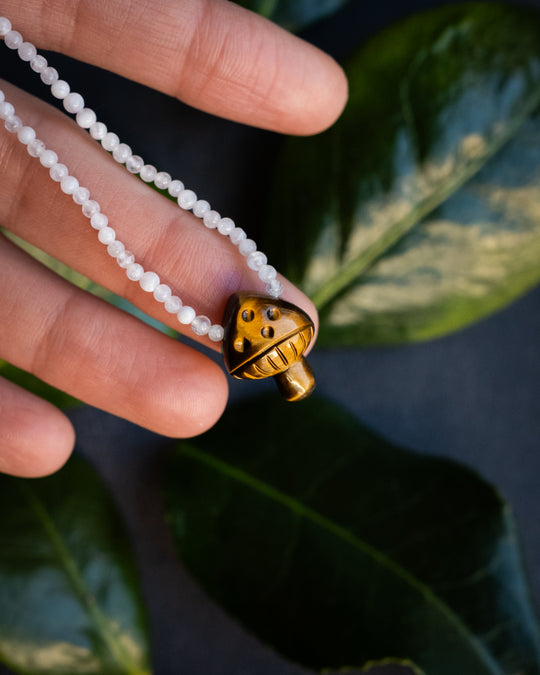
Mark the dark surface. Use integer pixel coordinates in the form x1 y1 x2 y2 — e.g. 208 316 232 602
1 1 540 674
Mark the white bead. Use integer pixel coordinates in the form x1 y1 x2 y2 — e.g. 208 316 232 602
98 227 116 244
218 217 235 236
89 122 107 140
117 250 135 268
107 240 125 257
4 30 23 50
247 251 267 271
5 115 22 133
203 210 220 229
39 149 58 168
101 132 119 151
0 17 12 36
239 239 256 256
90 212 108 229
153 284 172 302
178 189 197 210
0 90 3 103
168 179 184 197
259 264 277 283
51 80 70 99
177 305 196 325
126 263 144 281
30 55 48 73
139 271 160 292
49 162 68 180
82 200 100 217
154 172 171 189
208 324 224 342
28 140 46 158
60 175 79 195
64 92 85 114
140 164 157 182
164 296 182 314
17 126 36 145
76 108 97 129
72 186 90 204
266 279 284 298
18 42 37 62
191 315 211 336
112 143 132 164
0 101 14 120
40 67 59 85
230 227 247 245
193 200 210 217
126 155 144 174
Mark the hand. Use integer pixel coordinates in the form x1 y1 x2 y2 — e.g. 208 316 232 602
0 0 348 477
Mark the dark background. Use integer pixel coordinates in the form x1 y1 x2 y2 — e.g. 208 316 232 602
1 1 540 673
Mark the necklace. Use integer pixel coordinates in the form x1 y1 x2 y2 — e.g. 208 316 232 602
0 16 315 401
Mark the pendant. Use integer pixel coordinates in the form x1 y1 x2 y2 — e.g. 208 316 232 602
222 293 316 402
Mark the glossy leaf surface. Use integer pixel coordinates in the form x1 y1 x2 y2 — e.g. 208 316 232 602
263 3 540 345
165 396 540 675
233 0 349 31
0 455 151 674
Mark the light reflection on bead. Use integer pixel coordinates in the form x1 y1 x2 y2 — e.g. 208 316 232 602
177 305 196 324
139 271 160 292
98 226 116 244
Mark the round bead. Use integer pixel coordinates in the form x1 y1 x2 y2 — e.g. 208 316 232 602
98 227 116 244
64 92 85 114
40 67 59 85
203 210 220 229
193 200 211 218
154 172 171 190
90 212 108 229
258 264 277 283
0 17 12 36
140 164 157 182
89 122 107 140
178 189 197 210
153 284 172 303
208 324 225 342
164 296 182 314
0 90 3 104
76 108 97 129
30 55 48 73
51 80 70 99
5 115 22 133
72 186 90 204
101 132 120 151
126 262 144 281
18 42 37 62
168 179 184 197
112 143 132 164
191 315 211 336
28 140 46 158
82 200 100 217
39 149 58 168
266 279 284 298
17 126 36 145
0 101 14 120
239 238 257 256
247 251 267 271
139 271 160 292
177 305 196 325
49 162 68 180
117 250 135 268
126 155 144 174
4 30 23 50
217 217 235 236
107 240 125 258
60 175 79 195
230 227 247 245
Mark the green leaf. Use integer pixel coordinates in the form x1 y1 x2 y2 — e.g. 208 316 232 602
233 0 350 32
165 396 540 675
0 455 151 675
263 2 540 345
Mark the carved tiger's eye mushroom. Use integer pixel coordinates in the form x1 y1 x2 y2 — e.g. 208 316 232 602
222 292 316 402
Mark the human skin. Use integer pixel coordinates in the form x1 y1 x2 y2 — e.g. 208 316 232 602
0 0 348 477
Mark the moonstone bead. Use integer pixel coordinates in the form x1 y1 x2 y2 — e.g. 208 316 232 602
193 200 210 217
140 164 157 182
126 262 144 281
154 284 172 303
258 264 277 283
247 251 267 271
208 324 225 342
60 175 79 195
39 149 58 168
4 30 22 50
177 305 196 325
64 92 84 113
72 186 90 204
51 80 70 99
230 227 247 245
17 126 36 145
0 90 3 103
76 108 97 129
5 116 22 133
107 240 125 258
116 250 135 268
82 200 100 217
49 162 68 180
126 155 144 174
98 227 116 244
266 279 284 298
40 67 59 85
168 179 184 197
30 55 47 73
18 42 36 61
0 17 12 36
139 271 160 292
0 101 14 119
89 122 107 140
217 217 235 236
28 139 46 158
90 212 108 229
164 296 182 314
203 210 220 229
178 189 197 210
154 172 171 189
191 315 211 336
238 239 256 256
101 132 119 151
112 143 132 164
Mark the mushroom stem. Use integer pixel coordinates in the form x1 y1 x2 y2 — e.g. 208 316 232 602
274 358 316 402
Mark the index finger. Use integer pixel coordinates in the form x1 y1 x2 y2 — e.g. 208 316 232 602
1 0 348 135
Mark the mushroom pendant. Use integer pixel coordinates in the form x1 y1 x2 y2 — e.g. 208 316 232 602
222 292 316 402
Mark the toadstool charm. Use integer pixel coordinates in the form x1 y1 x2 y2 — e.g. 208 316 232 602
222 292 316 402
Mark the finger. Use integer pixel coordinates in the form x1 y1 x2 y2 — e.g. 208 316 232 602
2 0 348 135
0 376 75 477
0 81 319 347
0 234 229 440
